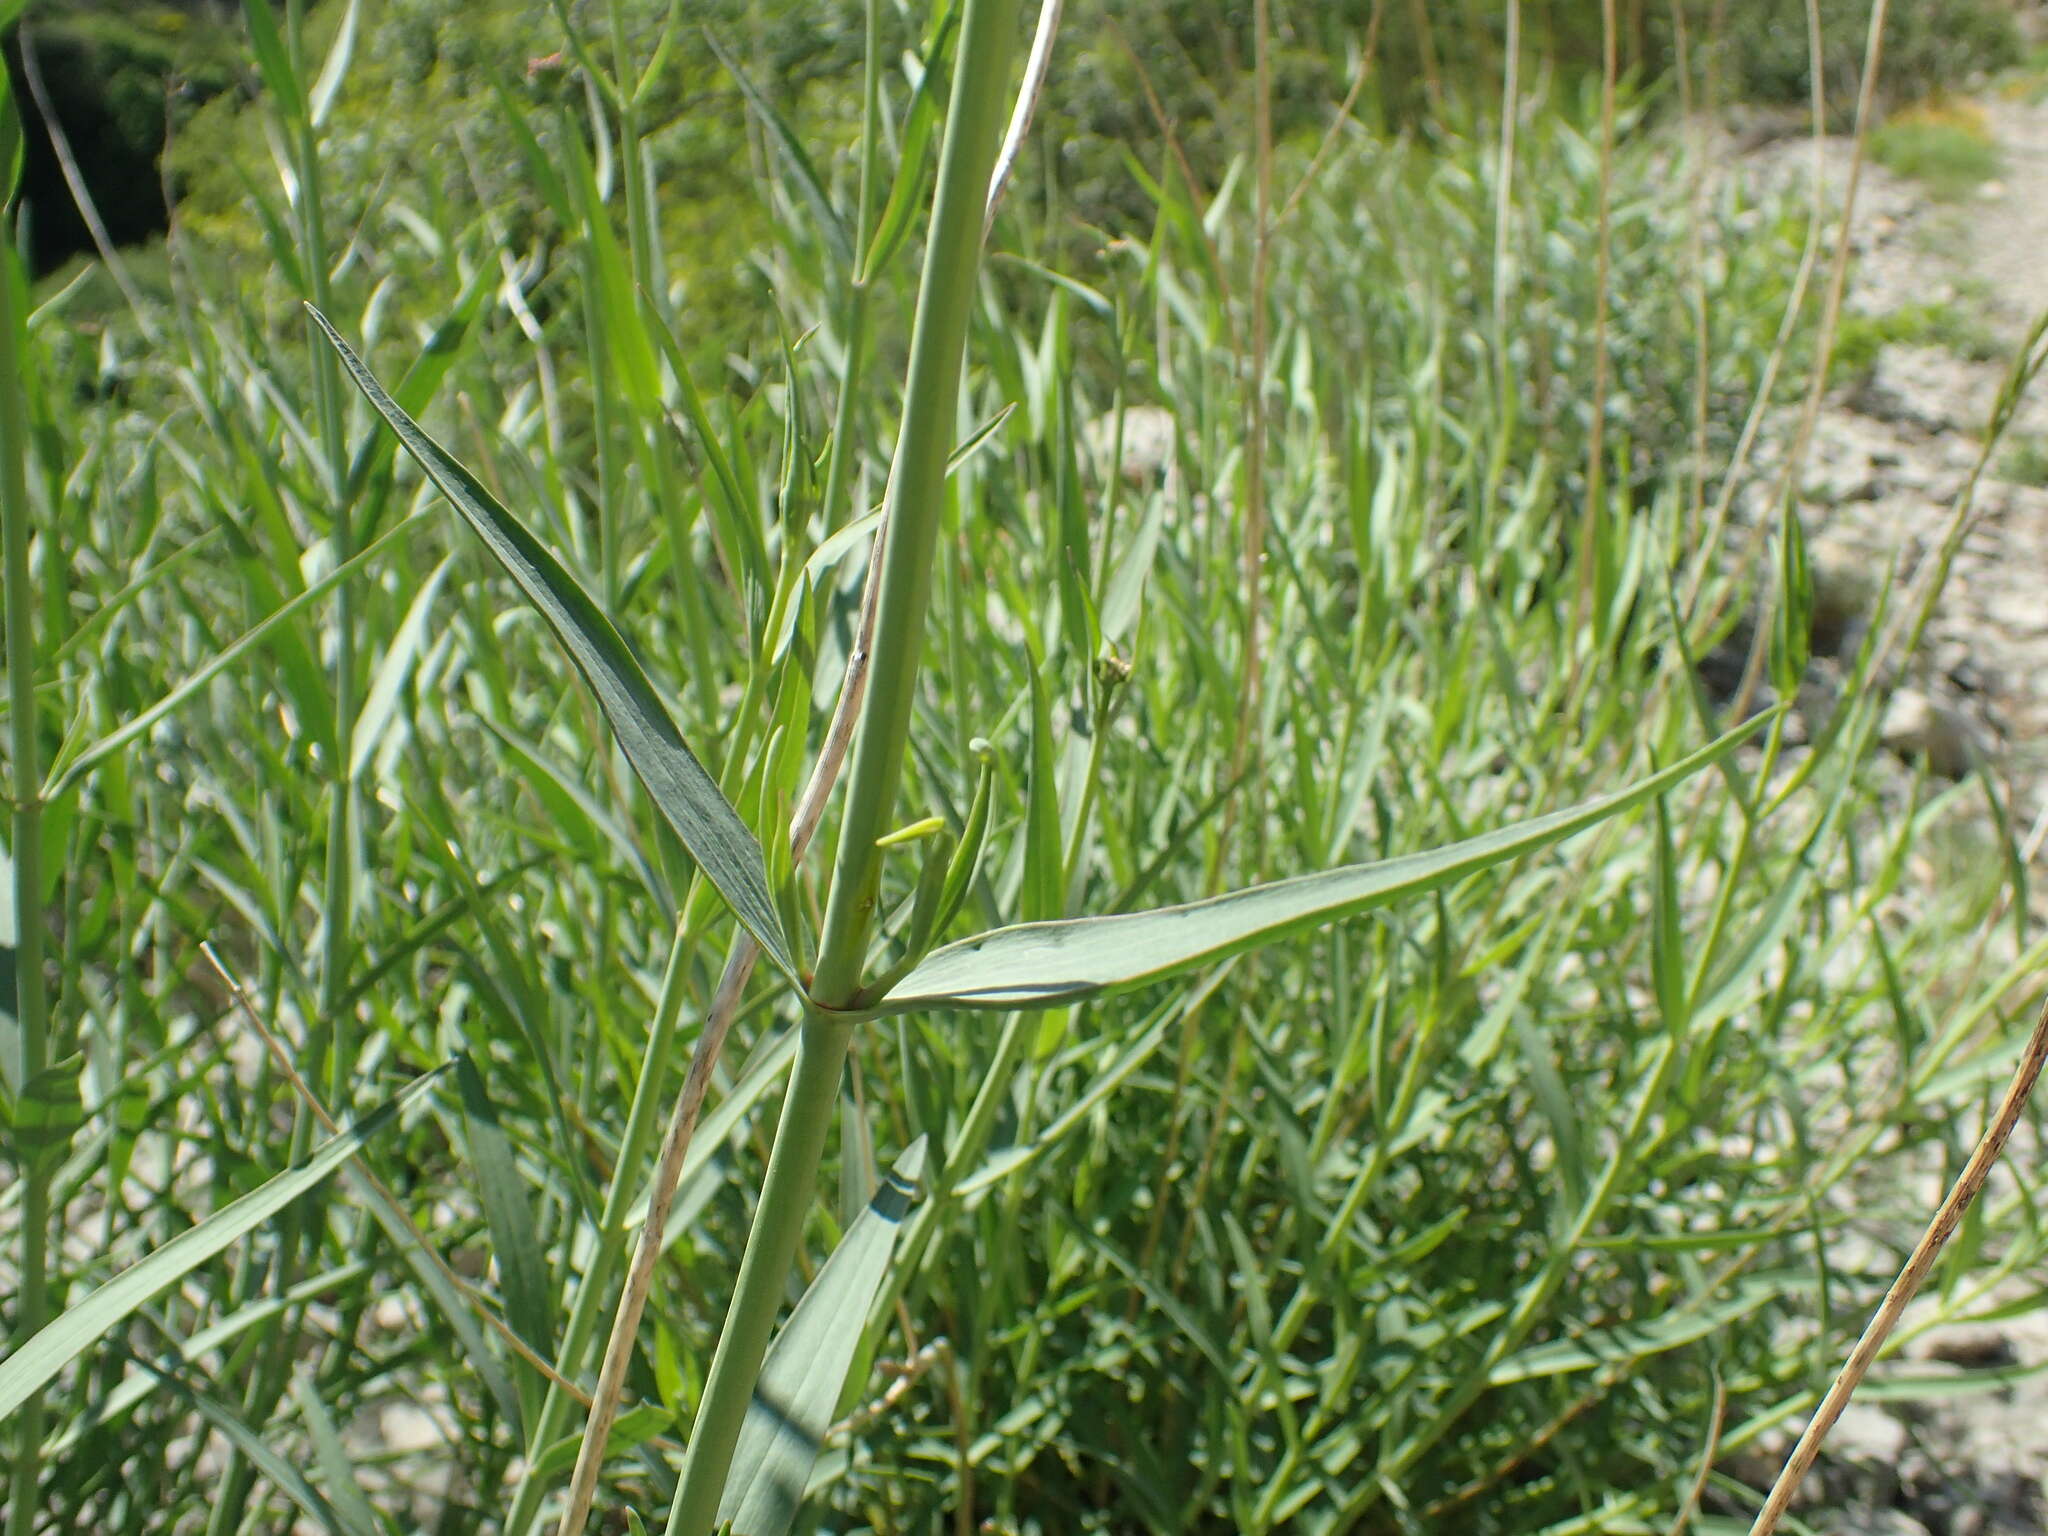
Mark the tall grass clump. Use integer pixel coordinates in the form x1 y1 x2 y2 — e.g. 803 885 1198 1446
5 3 2048 1534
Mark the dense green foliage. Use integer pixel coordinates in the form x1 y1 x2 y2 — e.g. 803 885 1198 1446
1727 0 2020 118
5 2 2047 1535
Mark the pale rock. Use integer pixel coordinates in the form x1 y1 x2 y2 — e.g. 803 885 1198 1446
1083 405 1177 488
1880 687 1986 778
1830 1402 1911 1467
379 1401 443 1454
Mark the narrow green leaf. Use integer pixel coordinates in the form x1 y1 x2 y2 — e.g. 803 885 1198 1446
707 32 852 272
149 1366 368 1536
292 1367 384 1536
307 306 798 983
562 131 661 414
242 0 306 121
39 1266 368 1460
44 516 417 800
454 1055 555 1362
954 976 1199 1198
1650 795 1686 1029
861 18 957 276
0 44 23 206
1487 1280 1781 1385
1022 655 1060 924
491 76 574 224
1100 496 1166 646
308 0 361 127
349 555 452 781
866 717 1769 1015
343 272 489 506
530 1402 676 1480
717 1138 930 1536
641 295 752 568
0 1070 443 1425
48 529 222 667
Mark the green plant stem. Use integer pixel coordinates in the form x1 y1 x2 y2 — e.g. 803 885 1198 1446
2 176 50 1536
665 1012 854 1535
665 2 1019 1527
810 0 1021 1005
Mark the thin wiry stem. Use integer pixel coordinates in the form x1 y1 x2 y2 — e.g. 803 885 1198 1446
1669 0 1711 546
15 28 157 338
1217 0 1277 883
1492 0 1522 432
1276 1 1382 230
199 946 595 1404
1748 993 2048 1536
1569 0 1619 649
1679 0 1827 622
1731 0 1891 718
984 0 1065 241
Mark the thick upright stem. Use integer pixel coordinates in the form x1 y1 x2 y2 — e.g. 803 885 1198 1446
665 1014 853 1534
3 178 50 1536
663 2 1020 1528
809 0 1021 1006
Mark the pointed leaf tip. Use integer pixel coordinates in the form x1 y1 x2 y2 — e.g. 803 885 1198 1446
305 305 799 983
866 716 1771 1015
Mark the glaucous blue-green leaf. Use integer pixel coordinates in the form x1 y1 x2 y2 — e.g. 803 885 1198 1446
717 1137 929 1536
308 306 798 983
864 719 1767 1015
0 1070 442 1425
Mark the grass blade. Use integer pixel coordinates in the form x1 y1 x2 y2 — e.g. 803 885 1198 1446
707 31 852 272
307 0 360 128
0 1070 443 1425
348 554 452 781
716 1137 929 1536
868 716 1770 1014
454 1054 556 1365
307 304 799 982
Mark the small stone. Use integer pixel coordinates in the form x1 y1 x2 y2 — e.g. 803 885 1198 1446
1881 688 1986 778
1083 405 1177 488
1984 587 2047 637
1809 532 1884 657
1830 1402 1911 1466
378 1401 442 1455
1850 345 1996 436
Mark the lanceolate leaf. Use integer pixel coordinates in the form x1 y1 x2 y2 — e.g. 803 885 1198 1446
0 1070 443 1425
864 718 1769 1015
717 1137 929 1536
308 306 798 983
